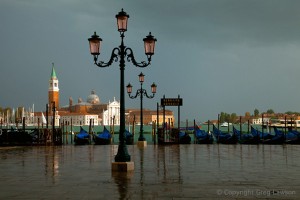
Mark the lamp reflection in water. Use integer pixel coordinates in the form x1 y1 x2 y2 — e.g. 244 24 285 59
112 171 134 199
138 146 145 199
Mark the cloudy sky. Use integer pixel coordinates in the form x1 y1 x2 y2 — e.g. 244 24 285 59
1 0 300 122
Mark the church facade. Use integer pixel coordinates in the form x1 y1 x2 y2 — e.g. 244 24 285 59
102 98 120 126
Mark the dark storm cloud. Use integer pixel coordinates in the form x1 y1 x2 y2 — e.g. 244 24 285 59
1 0 300 121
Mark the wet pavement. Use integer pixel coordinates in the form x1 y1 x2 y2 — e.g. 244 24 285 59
0 144 299 199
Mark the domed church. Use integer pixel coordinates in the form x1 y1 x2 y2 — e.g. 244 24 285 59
43 64 120 126
34 64 173 127
87 90 100 104
60 90 107 114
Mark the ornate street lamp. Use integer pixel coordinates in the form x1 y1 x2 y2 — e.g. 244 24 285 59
88 9 157 162
126 72 157 143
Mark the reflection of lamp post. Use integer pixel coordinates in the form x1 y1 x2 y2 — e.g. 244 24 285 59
88 9 157 164
127 72 157 146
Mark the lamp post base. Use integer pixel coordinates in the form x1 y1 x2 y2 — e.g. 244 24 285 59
112 162 134 172
137 140 147 148
114 144 131 162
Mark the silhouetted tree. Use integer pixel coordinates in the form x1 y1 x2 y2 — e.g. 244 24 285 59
254 109 259 117
230 113 237 123
219 112 225 123
244 112 251 121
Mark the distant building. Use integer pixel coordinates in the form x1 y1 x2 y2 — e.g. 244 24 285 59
102 98 120 126
60 112 99 126
48 63 59 112
32 65 107 126
33 64 174 126
252 117 270 125
59 90 107 118
127 109 174 126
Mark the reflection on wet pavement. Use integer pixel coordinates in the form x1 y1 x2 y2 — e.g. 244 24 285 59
0 144 299 199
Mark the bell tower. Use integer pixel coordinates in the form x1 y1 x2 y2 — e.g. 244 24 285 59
48 63 59 111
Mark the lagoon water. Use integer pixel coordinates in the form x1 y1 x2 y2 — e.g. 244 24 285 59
0 144 299 199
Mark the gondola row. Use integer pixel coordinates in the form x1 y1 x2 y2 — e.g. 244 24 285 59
0 128 39 146
74 126 134 145
70 126 192 145
194 124 300 144
3 125 298 146
0 125 134 146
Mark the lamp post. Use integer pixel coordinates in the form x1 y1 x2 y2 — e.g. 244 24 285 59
126 72 157 145
88 9 157 162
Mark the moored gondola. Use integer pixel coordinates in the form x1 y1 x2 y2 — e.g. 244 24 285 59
74 127 90 145
194 125 213 144
179 131 191 144
233 126 259 144
0 127 35 146
93 126 112 145
264 127 285 144
285 130 300 144
251 126 284 144
212 125 238 144
274 127 300 144
250 126 271 142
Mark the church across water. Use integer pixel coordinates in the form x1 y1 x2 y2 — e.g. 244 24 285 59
33 64 174 127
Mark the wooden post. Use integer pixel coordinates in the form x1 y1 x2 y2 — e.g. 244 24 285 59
89 119 92 144
240 116 242 139
111 116 115 143
217 114 220 143
186 119 188 131
163 95 166 143
46 104 49 129
284 116 287 134
217 114 220 130
70 118 73 144
52 102 55 145
132 115 135 137
178 95 180 130
153 120 156 144
227 119 230 134
157 102 159 130
62 120 64 145
193 119 196 144
248 120 250 134
41 114 43 129
38 118 40 144
22 117 25 132
262 114 264 142
168 118 171 141
66 121 68 144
